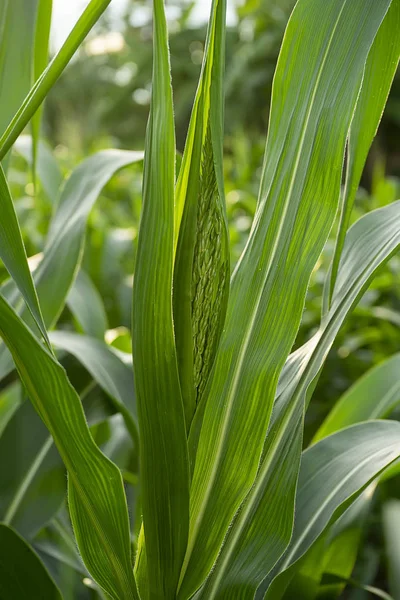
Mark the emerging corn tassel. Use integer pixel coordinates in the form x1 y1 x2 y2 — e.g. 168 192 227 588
191 130 227 403
173 121 229 430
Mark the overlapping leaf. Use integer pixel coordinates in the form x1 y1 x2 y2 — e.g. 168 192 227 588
131 0 189 596
263 422 400 599
49 330 138 448
0 150 143 381
0 294 138 599
178 2 393 597
173 0 229 428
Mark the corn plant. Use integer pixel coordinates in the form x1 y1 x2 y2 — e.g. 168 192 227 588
0 0 400 599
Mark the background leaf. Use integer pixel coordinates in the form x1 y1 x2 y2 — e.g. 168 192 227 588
0 523 62 600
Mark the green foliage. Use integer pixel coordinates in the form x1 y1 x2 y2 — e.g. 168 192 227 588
0 0 399 599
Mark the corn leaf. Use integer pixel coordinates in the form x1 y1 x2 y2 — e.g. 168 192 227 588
313 353 400 442
0 294 139 600
197 198 400 598
383 500 400 600
0 400 65 538
14 135 63 204
31 0 53 179
327 0 400 303
178 2 393 597
0 0 39 154
131 0 189 596
173 0 229 428
0 0 112 160
0 164 49 348
0 150 143 381
264 422 400 599
67 269 109 339
0 382 22 437
49 330 138 449
0 523 62 600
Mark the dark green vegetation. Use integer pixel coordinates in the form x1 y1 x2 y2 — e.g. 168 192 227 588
0 0 400 599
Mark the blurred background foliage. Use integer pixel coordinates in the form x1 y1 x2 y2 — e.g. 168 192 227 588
3 0 400 596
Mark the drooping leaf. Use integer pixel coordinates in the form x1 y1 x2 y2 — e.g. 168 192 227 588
0 0 113 160
313 353 400 443
0 294 139 599
131 0 190 596
66 269 108 339
14 135 63 205
0 150 143 381
327 0 400 303
49 330 138 449
0 523 62 600
264 422 400 599
178 2 393 597
197 199 400 598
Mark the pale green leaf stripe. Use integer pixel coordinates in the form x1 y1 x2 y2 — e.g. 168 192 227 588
0 164 49 348
313 353 400 442
0 295 139 600
0 150 143 381
49 330 138 449
199 199 400 598
132 0 189 596
328 0 400 302
383 500 400 600
14 135 63 204
0 523 62 599
67 269 109 339
179 2 390 597
264 422 400 599
0 0 112 160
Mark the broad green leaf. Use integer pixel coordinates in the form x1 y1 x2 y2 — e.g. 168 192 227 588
328 0 400 302
313 353 400 443
15 135 63 205
0 294 139 599
0 0 39 149
281 488 374 600
32 0 53 179
0 150 143 381
0 164 50 348
0 523 62 600
178 2 392 597
49 330 138 449
173 0 229 427
198 198 400 599
383 500 400 600
67 269 108 339
264 422 400 599
0 0 112 160
132 0 190 596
